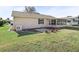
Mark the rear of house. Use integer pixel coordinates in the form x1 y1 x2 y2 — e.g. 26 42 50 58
12 11 68 31
12 11 54 31
11 7 79 32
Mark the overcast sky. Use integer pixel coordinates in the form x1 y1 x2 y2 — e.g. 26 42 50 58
0 6 79 19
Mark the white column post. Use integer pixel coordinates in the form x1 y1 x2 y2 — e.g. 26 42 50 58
56 19 57 27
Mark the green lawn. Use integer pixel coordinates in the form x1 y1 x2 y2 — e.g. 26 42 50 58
0 25 79 52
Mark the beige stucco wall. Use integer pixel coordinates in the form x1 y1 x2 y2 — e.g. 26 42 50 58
11 11 56 30
13 17 49 30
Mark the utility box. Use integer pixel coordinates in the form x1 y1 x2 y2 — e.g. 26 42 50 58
16 25 22 31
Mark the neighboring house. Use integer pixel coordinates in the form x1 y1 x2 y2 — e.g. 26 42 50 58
11 7 79 31
62 16 79 26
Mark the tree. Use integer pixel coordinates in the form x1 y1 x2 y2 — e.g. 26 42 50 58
0 17 2 20
25 6 36 12
0 17 3 26
5 18 10 24
0 21 3 26
78 16 79 19
30 7 36 12
6 18 10 20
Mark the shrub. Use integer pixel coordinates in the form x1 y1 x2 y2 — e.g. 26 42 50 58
0 20 4 26
3 20 7 24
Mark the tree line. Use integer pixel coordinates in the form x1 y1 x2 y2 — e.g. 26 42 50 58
0 17 10 26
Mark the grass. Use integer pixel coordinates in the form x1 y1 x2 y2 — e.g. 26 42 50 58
0 25 79 52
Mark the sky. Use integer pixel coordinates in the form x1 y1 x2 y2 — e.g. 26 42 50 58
0 6 79 19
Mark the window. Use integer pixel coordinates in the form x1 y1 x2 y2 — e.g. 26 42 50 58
63 19 66 25
78 20 79 24
73 19 78 22
49 19 51 25
51 19 56 25
73 19 75 21
38 18 44 24
78 16 79 19
57 20 62 25
67 20 71 22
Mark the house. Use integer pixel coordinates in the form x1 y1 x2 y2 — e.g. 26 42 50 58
12 11 55 31
62 16 79 26
12 7 78 32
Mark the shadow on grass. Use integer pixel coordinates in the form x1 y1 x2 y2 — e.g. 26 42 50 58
59 26 79 31
0 25 4 27
16 26 79 37
16 31 40 37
